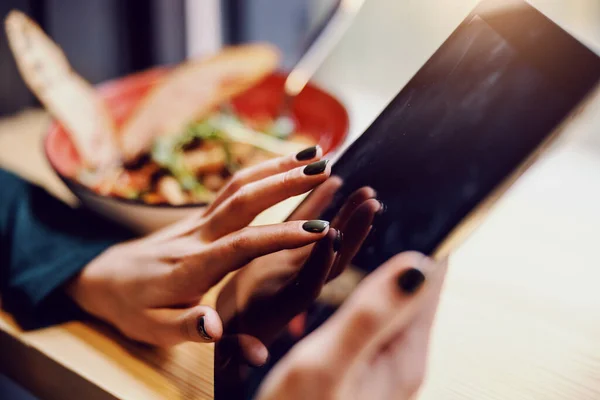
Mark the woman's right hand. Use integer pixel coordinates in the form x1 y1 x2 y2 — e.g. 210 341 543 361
66 146 333 346
257 252 448 400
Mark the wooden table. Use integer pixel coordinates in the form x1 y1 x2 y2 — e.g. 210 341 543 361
2 97 600 400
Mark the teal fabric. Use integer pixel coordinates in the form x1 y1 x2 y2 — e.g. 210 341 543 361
0 169 134 328
0 374 39 400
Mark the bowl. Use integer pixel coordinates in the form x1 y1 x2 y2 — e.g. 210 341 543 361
44 67 349 234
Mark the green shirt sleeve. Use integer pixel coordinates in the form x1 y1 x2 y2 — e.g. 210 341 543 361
0 169 134 328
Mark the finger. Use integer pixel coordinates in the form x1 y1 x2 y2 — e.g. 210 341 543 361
205 145 323 215
327 198 381 281
311 252 440 375
287 184 376 266
243 229 338 344
288 313 308 338
283 176 343 265
237 334 270 366
331 186 377 230
142 209 207 243
389 256 448 349
201 160 331 240
214 335 269 377
285 228 339 302
410 256 448 331
187 220 331 287
139 305 224 346
288 176 343 221
379 257 448 399
390 258 448 359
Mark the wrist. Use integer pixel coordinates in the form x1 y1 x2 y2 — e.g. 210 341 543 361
64 250 118 323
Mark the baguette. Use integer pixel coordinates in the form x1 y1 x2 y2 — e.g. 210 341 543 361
4 10 121 171
120 44 281 161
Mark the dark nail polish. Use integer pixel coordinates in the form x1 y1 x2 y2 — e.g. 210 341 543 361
333 230 343 252
397 268 425 294
296 146 318 161
303 160 328 175
303 220 329 233
197 316 212 340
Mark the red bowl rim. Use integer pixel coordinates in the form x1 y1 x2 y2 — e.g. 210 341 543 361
44 67 349 209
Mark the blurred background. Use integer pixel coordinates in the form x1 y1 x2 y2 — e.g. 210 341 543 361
1 1 600 399
1 0 599 144
0 0 342 115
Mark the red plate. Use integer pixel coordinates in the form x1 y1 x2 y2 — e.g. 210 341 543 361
45 68 349 180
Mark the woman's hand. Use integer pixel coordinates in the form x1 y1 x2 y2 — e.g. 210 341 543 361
257 252 447 400
66 146 333 346
215 179 381 364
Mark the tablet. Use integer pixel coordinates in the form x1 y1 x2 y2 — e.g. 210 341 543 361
216 0 600 397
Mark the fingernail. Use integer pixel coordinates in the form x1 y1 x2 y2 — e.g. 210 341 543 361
197 316 212 340
303 160 328 175
302 220 329 233
255 346 270 367
372 200 386 227
333 230 343 252
397 268 425 294
296 145 318 161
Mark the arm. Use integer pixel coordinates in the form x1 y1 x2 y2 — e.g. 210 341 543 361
0 169 132 328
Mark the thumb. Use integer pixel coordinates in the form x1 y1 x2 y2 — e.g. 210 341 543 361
141 305 224 346
308 252 440 374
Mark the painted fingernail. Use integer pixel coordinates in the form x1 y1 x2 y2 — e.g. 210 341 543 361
296 146 318 161
302 220 329 233
197 316 212 340
333 230 343 253
397 268 425 294
303 160 328 175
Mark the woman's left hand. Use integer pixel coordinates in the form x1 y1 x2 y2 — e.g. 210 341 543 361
66 148 333 346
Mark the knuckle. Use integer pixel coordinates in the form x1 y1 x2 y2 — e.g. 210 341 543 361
124 315 182 347
162 261 194 295
283 354 334 391
346 303 381 336
279 158 296 173
179 314 198 342
152 333 179 347
229 228 252 253
281 169 296 187
119 318 163 346
287 165 307 184
226 171 248 194
229 186 250 212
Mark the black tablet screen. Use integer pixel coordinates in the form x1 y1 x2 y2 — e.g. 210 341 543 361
320 13 599 272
